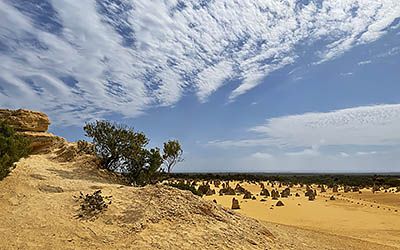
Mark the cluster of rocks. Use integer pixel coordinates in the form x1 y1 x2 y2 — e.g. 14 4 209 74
197 184 216 196
219 184 235 195
0 109 65 154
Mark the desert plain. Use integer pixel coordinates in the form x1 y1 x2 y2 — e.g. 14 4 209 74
202 181 400 249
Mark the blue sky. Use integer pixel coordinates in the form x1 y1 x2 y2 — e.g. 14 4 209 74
0 0 400 172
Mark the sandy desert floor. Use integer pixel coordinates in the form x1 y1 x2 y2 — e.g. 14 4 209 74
203 181 400 249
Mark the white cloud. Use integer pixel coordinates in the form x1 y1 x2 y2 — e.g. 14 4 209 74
251 152 273 159
0 1 399 124
210 104 400 148
356 151 377 156
285 145 320 157
340 72 353 76
358 60 372 65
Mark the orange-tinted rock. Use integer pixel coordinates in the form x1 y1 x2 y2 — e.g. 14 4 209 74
0 109 50 132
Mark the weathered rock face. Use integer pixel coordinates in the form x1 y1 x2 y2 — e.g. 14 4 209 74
0 108 65 154
20 131 65 154
0 109 50 132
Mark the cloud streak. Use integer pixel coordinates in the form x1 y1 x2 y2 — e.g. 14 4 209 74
210 104 400 148
0 0 399 124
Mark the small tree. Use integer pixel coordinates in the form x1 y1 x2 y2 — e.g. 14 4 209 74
138 148 163 185
0 122 30 180
84 120 167 186
162 140 183 174
83 120 148 172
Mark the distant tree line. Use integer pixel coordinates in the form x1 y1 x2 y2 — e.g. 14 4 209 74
84 120 183 186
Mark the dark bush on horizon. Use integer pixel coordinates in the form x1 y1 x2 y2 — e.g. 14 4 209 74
84 120 182 186
168 173 400 188
0 122 31 180
167 182 202 196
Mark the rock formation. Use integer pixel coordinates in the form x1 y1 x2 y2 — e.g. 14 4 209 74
271 189 280 200
308 192 316 201
231 197 240 209
276 200 284 206
280 188 290 198
234 183 247 194
219 186 235 196
0 109 65 154
260 188 270 197
0 109 50 132
243 191 252 199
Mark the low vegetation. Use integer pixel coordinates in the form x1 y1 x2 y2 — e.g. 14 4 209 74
74 190 112 220
84 120 183 186
0 122 30 180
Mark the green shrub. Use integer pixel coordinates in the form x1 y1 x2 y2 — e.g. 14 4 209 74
0 122 30 180
84 120 183 186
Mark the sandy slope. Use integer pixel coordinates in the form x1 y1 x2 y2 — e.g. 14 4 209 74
0 154 275 250
204 182 400 249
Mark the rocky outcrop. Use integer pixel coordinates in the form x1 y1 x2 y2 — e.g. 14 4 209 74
0 108 65 154
21 131 65 154
0 109 50 132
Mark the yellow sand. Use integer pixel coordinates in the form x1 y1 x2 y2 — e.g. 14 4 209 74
203 181 400 249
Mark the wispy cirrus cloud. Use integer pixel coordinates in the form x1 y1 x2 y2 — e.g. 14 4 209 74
209 104 400 149
0 0 399 124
